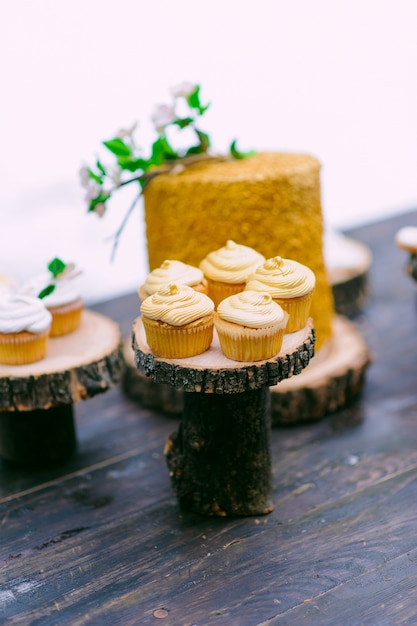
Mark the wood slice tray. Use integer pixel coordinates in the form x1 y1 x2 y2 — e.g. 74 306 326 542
133 317 315 393
123 315 371 425
326 233 372 317
0 310 123 411
0 310 124 466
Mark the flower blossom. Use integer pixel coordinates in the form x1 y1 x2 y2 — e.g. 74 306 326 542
151 104 176 134
117 122 138 140
170 81 197 99
83 179 101 202
79 165 91 188
93 203 106 217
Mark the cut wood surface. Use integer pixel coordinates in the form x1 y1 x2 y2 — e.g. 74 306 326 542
327 234 372 317
326 234 372 286
270 315 371 424
133 317 315 393
0 310 124 411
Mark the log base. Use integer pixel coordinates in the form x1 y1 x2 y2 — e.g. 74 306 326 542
0 405 76 466
326 233 372 318
166 389 273 517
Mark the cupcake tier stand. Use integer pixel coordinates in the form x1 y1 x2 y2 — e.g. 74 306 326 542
0 310 123 466
327 234 372 318
132 317 315 517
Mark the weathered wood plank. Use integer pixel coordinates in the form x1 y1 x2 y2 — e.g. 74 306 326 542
1 460 417 625
2 209 417 624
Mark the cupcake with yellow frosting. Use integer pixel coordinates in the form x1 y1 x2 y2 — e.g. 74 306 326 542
140 283 215 358
138 259 208 303
0 292 52 365
214 290 288 362
199 240 265 307
245 256 315 333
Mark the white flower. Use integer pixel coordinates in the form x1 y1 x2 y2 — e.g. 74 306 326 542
170 81 197 99
107 165 122 186
93 203 106 217
79 165 91 188
151 104 176 133
117 122 138 140
84 180 101 202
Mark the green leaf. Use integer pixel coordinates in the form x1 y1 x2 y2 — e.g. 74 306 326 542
229 139 256 160
185 144 205 156
151 137 178 165
103 137 131 157
88 168 103 184
187 85 210 115
48 257 66 278
88 191 111 212
96 160 106 176
196 129 211 152
150 138 165 165
117 157 150 173
173 117 194 129
38 284 56 299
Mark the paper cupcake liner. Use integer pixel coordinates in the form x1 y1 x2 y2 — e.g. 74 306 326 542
206 280 246 308
214 315 287 362
0 330 49 365
142 315 214 358
48 300 83 336
273 291 313 333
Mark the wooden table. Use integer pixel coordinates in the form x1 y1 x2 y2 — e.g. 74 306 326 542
2 208 417 625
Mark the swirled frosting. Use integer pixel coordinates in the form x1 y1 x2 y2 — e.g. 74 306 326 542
144 260 204 295
245 256 315 298
0 293 52 334
21 272 81 308
217 290 286 328
199 240 265 283
140 284 214 326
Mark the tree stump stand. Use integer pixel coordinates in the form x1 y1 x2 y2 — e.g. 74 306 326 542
0 310 124 466
132 318 315 517
326 232 372 317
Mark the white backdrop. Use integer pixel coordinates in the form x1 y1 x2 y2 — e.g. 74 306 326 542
1 0 416 303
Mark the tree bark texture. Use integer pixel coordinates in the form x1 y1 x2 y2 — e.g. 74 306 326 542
0 311 124 412
165 388 273 517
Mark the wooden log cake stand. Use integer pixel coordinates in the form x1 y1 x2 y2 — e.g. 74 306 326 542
325 232 373 317
132 317 315 517
0 310 124 466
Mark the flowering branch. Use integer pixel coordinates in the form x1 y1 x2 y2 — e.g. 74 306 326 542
80 83 254 258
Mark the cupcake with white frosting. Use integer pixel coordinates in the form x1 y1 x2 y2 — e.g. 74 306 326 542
245 256 315 333
140 283 215 358
21 257 83 336
138 259 207 303
214 290 288 362
199 240 265 307
0 292 52 364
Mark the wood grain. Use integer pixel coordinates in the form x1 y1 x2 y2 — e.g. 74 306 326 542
2 209 417 625
132 317 315 393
